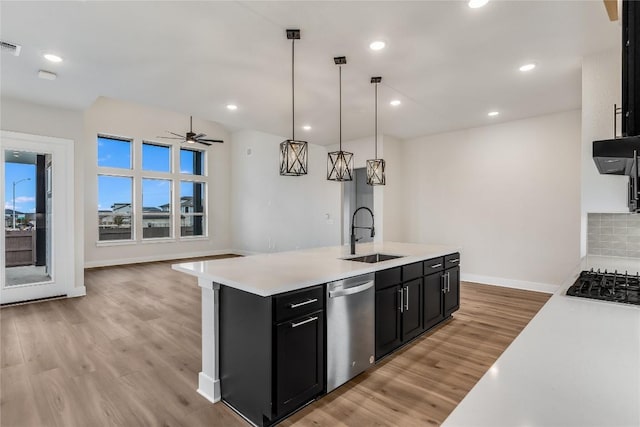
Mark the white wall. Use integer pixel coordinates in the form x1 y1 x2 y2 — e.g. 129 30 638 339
230 130 341 254
400 110 582 290
338 135 404 243
581 48 628 255
1 97 85 291
84 97 231 266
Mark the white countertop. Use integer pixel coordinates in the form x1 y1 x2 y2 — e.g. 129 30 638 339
443 256 640 427
172 242 458 296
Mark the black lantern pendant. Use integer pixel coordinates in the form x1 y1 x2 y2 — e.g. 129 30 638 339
279 29 308 176
327 56 354 181
367 76 386 186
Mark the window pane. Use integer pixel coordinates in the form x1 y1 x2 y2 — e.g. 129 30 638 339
180 181 205 237
98 136 131 169
142 143 171 172
181 215 204 237
98 175 132 240
142 179 171 239
180 149 204 175
180 181 205 213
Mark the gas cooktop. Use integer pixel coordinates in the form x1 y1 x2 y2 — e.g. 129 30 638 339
567 270 640 306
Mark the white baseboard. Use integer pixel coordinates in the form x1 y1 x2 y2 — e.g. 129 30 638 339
67 286 86 298
84 249 236 269
197 372 220 403
461 273 559 294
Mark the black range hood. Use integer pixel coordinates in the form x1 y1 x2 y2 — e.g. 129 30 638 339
593 0 640 212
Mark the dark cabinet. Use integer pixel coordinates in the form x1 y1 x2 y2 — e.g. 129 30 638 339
275 310 324 418
401 278 422 341
374 263 424 360
444 265 460 317
220 285 325 427
375 284 402 359
423 271 445 330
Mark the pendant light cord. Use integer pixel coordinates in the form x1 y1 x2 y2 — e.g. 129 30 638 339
339 65 342 150
292 39 295 141
375 82 378 159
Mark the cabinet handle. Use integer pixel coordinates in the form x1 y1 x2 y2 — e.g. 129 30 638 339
291 316 318 328
448 258 459 264
290 298 318 308
398 289 404 313
430 263 442 269
404 287 409 311
447 272 451 292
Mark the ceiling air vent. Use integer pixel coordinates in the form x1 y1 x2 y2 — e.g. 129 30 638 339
1 41 22 56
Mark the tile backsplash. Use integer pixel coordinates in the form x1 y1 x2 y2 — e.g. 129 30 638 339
587 213 640 259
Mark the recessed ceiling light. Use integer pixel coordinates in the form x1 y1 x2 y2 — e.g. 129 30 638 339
226 104 238 111
44 53 62 63
468 0 489 8
369 41 386 51
519 63 536 72
488 111 499 117
390 100 401 107
302 125 312 131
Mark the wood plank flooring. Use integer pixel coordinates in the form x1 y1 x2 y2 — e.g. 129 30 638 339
1 257 550 427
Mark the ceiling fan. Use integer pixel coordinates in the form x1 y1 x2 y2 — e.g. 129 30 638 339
158 116 223 146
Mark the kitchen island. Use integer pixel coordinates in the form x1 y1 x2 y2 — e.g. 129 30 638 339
442 255 640 427
172 241 461 426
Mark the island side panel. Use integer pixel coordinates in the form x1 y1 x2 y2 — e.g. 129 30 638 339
197 278 220 402
220 285 273 425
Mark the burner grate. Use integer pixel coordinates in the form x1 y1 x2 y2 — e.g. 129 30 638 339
567 269 640 306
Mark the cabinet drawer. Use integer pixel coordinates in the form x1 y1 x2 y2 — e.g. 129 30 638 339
375 267 401 290
445 253 460 268
424 257 444 274
402 262 423 282
274 286 324 323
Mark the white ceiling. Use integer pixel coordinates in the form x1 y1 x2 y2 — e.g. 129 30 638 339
0 1 620 145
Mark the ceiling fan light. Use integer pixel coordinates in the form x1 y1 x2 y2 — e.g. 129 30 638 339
327 150 354 182
280 139 308 176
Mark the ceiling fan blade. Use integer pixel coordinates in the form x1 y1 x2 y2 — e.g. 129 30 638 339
196 141 212 146
197 138 224 144
194 133 206 139
168 131 186 138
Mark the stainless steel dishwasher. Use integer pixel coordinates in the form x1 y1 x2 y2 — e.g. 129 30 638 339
326 273 375 392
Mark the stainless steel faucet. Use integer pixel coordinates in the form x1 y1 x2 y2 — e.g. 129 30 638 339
350 206 375 255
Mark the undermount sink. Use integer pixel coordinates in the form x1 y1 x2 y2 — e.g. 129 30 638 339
343 253 405 264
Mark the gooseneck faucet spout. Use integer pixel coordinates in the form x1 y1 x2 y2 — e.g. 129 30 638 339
350 206 375 255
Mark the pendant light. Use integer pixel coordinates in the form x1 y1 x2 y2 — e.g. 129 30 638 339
327 56 354 182
366 76 385 185
279 29 308 176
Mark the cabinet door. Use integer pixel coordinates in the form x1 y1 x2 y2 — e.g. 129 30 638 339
375 285 402 359
274 310 324 419
401 279 422 342
423 272 445 331
444 267 460 317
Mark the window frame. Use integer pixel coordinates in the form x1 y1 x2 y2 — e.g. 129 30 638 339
96 135 210 246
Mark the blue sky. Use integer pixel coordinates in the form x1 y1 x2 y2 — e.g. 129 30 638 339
97 137 202 211
4 162 36 213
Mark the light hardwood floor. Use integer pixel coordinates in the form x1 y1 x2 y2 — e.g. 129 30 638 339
1 257 550 427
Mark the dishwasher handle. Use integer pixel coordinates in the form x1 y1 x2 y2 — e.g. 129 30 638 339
328 280 374 298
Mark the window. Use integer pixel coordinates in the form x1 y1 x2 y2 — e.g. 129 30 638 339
180 148 204 175
97 135 209 243
98 136 131 169
142 179 172 239
180 181 205 237
98 175 133 241
142 142 171 172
